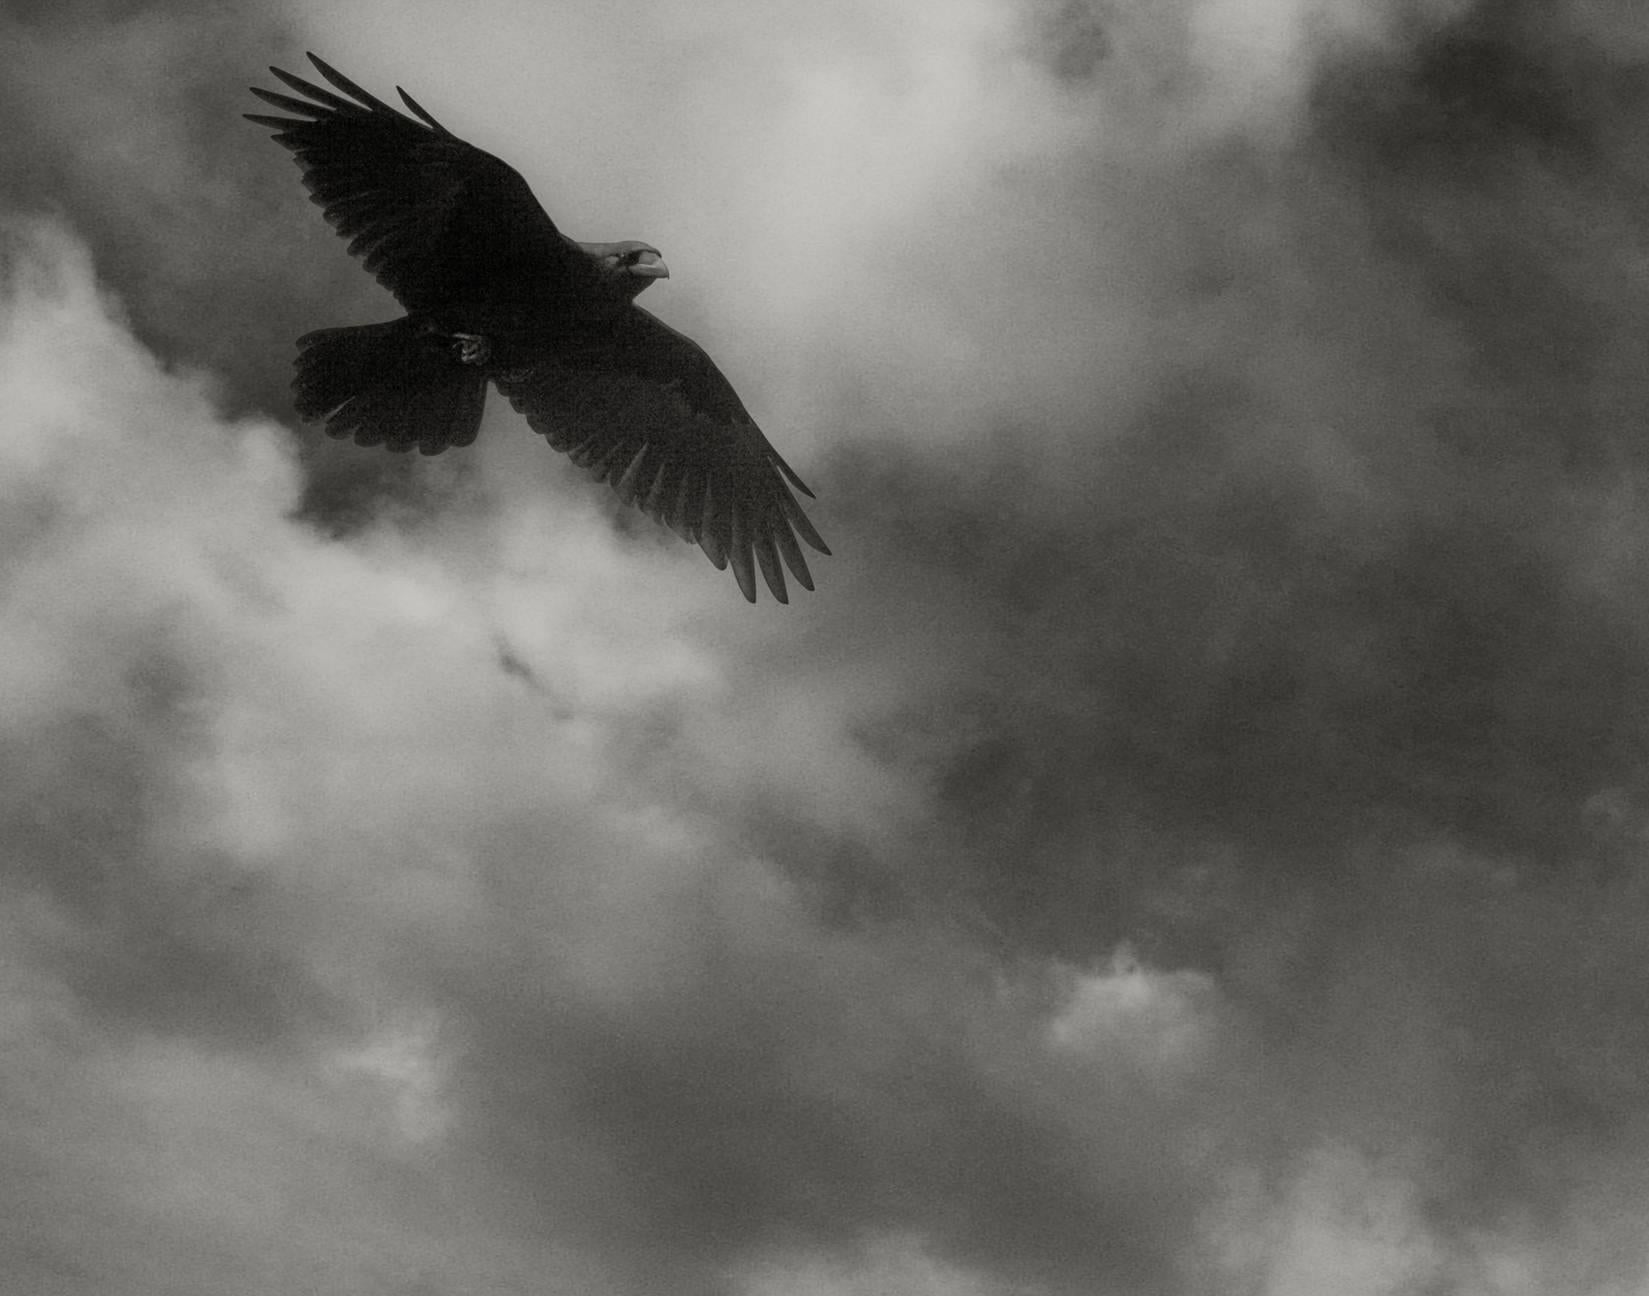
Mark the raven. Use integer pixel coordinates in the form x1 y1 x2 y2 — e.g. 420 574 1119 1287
247 55 828 603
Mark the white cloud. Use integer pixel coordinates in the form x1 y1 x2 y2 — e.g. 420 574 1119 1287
1252 1144 1445 1296
1045 947 1219 1078
0 214 770 1292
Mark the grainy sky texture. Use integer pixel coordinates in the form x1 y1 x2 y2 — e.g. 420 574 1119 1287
4 0 1649 1292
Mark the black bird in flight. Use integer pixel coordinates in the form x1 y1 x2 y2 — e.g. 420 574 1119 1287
247 54 828 603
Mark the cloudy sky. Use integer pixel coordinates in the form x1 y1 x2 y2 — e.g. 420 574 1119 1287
5 0 1649 1292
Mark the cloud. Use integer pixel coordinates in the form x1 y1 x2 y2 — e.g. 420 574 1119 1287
7 1 1649 1294
0 215 1198 1295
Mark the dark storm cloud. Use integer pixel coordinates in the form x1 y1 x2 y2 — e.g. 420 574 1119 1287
430 903 1196 1294
835 0 1649 930
812 0 1649 1283
9 0 1649 1293
670 1 1649 1283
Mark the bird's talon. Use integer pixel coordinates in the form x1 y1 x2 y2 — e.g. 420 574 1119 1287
450 332 491 365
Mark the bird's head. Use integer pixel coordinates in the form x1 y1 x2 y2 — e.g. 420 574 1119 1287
582 240 670 299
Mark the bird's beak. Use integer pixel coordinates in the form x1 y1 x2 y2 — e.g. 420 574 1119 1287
631 250 670 279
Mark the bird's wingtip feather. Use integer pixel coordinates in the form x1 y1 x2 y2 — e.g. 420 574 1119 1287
396 85 448 132
305 52 387 110
773 455 816 498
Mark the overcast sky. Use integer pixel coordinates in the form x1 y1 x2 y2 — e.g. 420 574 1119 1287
4 0 1649 1292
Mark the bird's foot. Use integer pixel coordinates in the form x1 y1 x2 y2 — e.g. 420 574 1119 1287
448 332 492 365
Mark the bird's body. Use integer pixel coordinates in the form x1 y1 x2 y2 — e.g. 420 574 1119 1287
247 54 827 602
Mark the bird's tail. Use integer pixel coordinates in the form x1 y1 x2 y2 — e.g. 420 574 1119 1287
292 316 488 455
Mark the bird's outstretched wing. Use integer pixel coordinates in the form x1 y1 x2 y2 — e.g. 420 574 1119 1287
246 54 597 312
493 307 830 603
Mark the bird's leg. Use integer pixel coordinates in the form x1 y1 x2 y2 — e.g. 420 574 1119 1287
447 332 492 365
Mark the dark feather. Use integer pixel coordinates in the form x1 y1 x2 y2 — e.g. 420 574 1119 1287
269 63 360 114
752 524 787 605
770 518 815 590
306 53 398 115
639 459 674 517
727 499 756 602
671 465 705 541
614 445 652 506
396 87 451 134
292 318 485 454
247 86 330 118
494 306 828 602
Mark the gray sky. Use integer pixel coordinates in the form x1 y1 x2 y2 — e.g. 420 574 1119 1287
4 0 1649 1292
